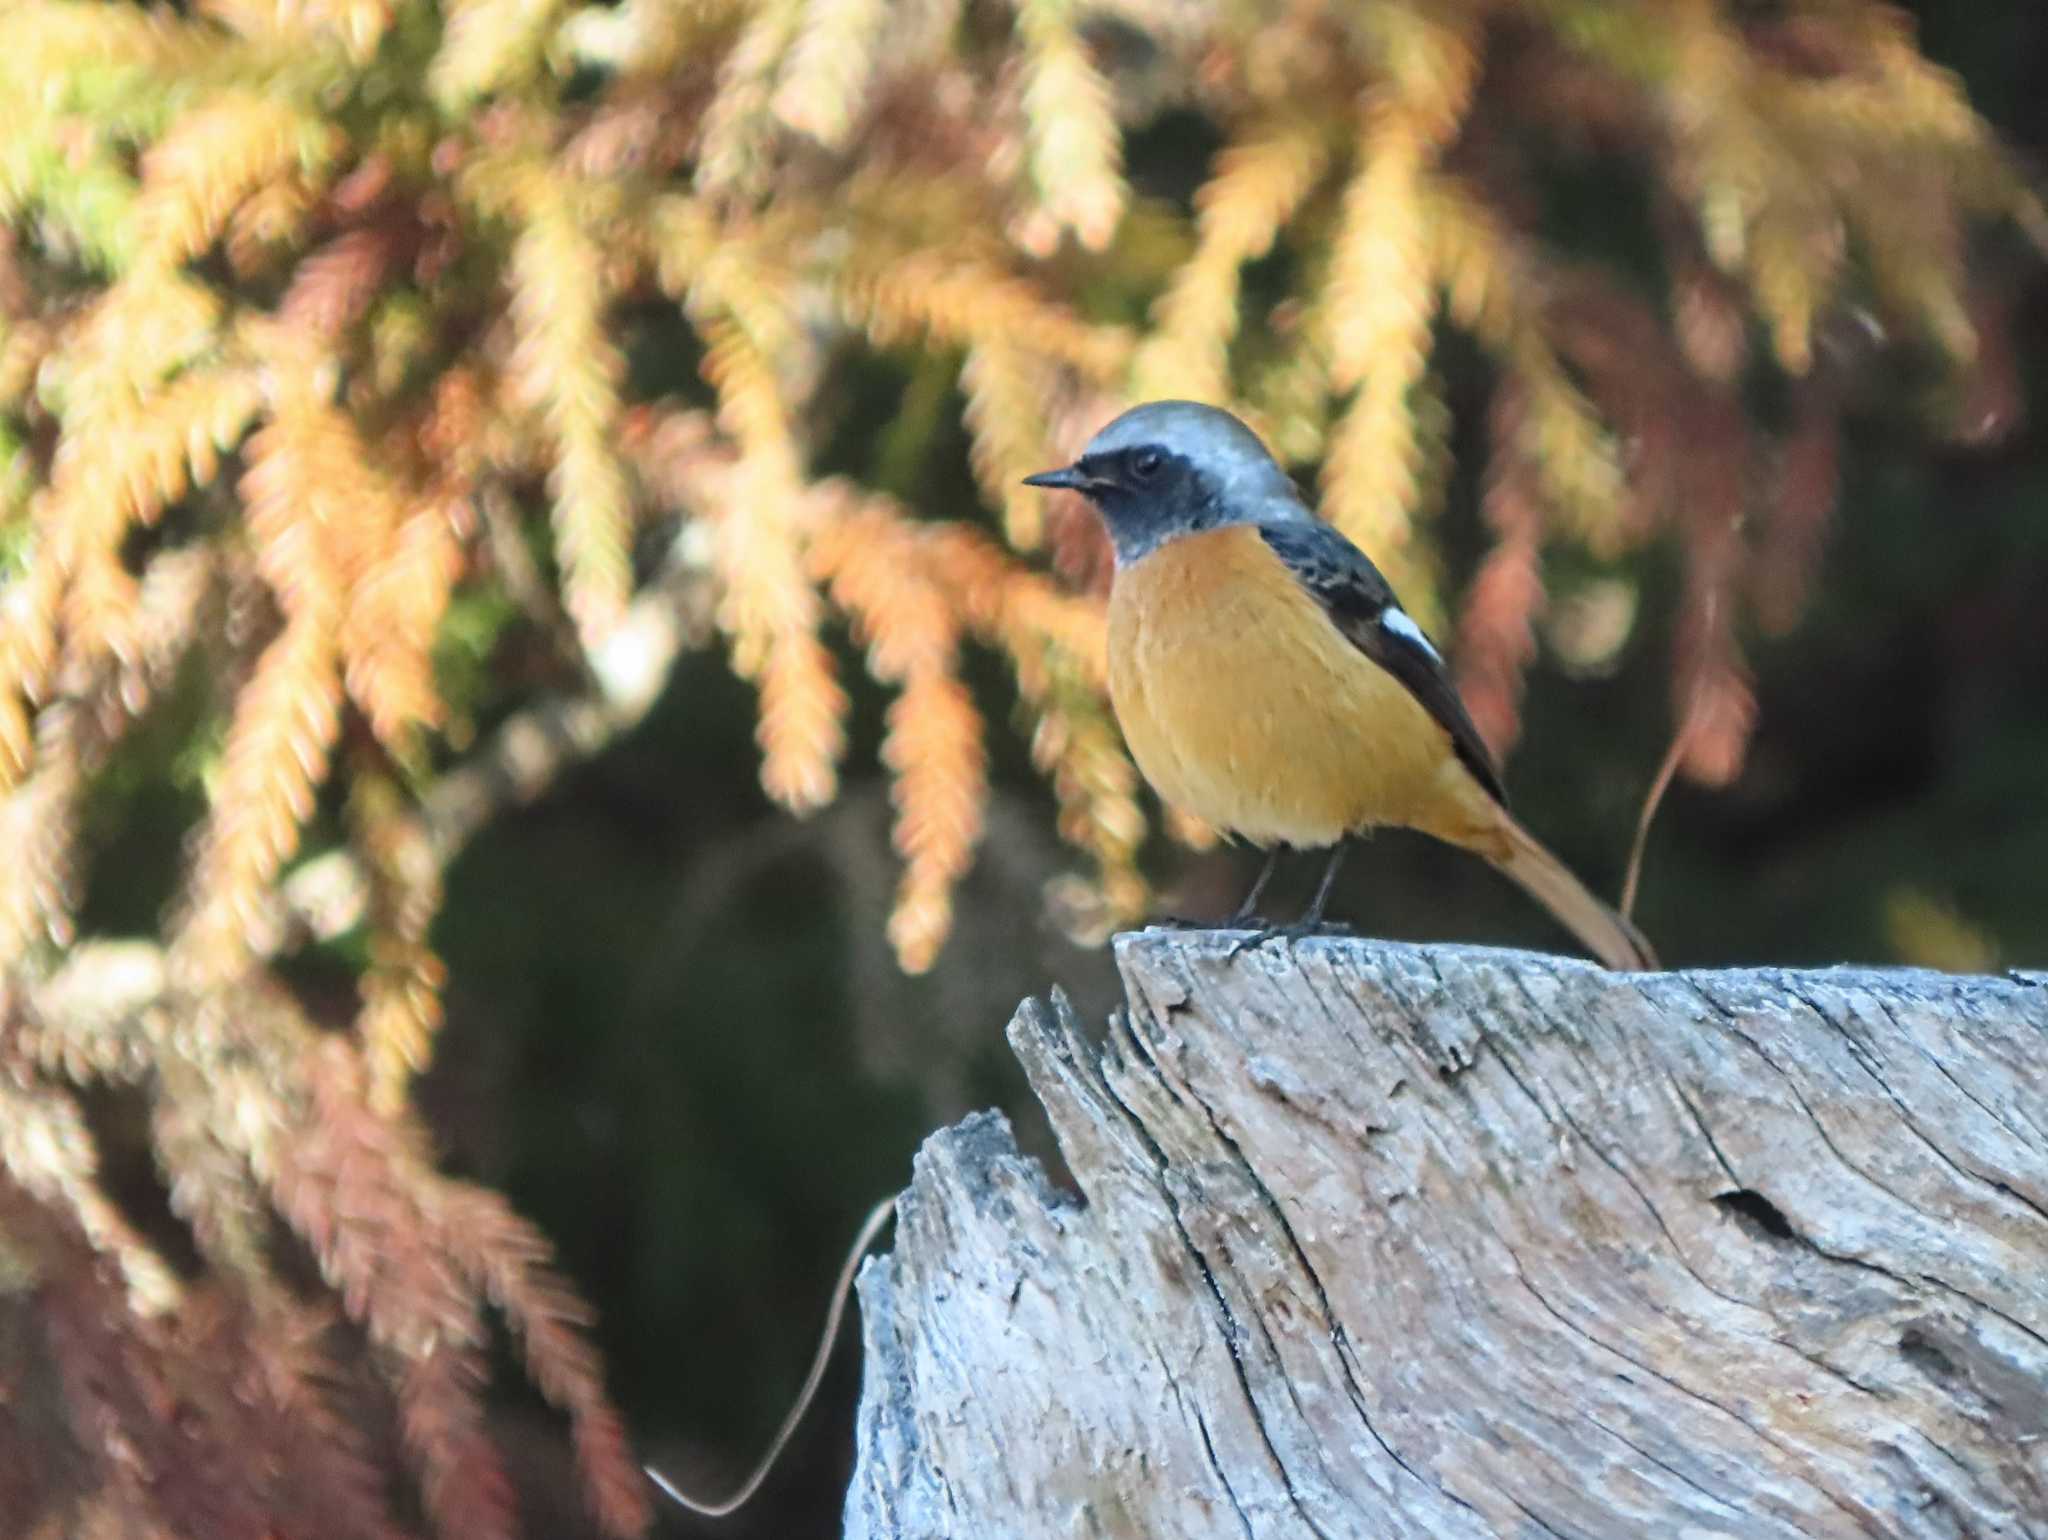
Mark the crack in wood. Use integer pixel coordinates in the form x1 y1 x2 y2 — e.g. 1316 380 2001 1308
847 936 2048 1539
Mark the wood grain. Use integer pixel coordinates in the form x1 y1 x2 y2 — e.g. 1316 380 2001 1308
847 931 2048 1538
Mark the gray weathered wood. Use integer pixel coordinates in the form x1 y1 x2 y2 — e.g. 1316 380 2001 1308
846 931 2048 1539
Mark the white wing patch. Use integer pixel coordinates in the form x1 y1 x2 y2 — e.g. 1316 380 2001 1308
1379 606 1442 664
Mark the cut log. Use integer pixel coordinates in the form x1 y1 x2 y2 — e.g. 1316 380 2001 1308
846 931 2048 1539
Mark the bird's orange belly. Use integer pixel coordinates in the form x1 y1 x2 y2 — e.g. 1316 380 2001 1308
1107 526 1477 849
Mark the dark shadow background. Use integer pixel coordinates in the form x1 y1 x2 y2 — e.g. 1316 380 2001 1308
405 7 2048 1534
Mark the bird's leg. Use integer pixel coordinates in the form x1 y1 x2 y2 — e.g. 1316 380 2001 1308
1229 841 1354 957
1154 847 1285 931
1227 848 1283 927
1299 842 1348 928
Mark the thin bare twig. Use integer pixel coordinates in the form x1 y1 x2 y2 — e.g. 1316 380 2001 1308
647 1196 898 1518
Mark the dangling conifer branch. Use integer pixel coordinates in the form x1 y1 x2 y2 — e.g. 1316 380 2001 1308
0 1 2037 1531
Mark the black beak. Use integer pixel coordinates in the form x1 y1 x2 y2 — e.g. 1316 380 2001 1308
1021 464 1092 492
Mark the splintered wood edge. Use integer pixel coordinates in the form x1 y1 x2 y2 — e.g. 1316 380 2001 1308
847 932 2048 1540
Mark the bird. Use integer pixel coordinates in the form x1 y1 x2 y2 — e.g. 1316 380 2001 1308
1023 399 1656 971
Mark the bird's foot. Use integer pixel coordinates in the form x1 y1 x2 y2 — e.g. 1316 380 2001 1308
1226 919 1354 959
1147 912 1282 934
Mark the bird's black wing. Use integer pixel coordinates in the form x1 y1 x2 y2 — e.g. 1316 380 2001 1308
1257 521 1507 807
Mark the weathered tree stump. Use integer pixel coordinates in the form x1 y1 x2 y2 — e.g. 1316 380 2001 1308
846 931 2048 1538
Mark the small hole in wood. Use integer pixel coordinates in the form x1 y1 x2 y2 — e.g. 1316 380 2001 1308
1897 1326 1957 1381
1713 1188 1796 1242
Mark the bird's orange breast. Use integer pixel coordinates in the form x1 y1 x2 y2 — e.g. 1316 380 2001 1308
1107 525 1492 850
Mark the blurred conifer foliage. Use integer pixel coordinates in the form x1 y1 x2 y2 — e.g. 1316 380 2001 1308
0 0 2039 1535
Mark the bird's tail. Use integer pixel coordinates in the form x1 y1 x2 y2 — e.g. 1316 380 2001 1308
1485 814 1658 971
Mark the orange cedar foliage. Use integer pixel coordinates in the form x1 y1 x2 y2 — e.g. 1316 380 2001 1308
175 361 468 981
133 94 336 270
841 230 1132 382
0 555 63 788
506 165 636 656
1031 684 1148 937
812 498 989 974
1456 390 1549 762
438 1186 651 1539
772 0 891 150
399 1345 519 1540
909 525 1141 927
172 394 355 982
961 340 1067 550
1320 102 1438 583
1 1176 399 1540
1755 381 1846 637
267 1038 649 1539
281 224 409 341
1134 110 1333 404
349 772 448 1116
1012 0 1126 254
345 370 480 753
342 499 464 748
713 509 847 806
0 355 255 797
0 3 2040 1533
0 551 213 979
698 316 848 814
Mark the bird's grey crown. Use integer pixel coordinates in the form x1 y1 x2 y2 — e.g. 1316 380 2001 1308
1084 401 1312 528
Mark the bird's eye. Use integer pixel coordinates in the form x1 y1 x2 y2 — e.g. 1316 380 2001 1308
1130 449 1164 481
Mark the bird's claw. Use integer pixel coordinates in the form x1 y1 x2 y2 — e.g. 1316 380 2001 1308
1225 919 1354 959
1147 910 1279 935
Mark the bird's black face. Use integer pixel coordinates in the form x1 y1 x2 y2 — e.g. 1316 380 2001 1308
1022 444 1217 565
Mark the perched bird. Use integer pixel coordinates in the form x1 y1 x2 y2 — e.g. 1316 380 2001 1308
1024 400 1656 970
